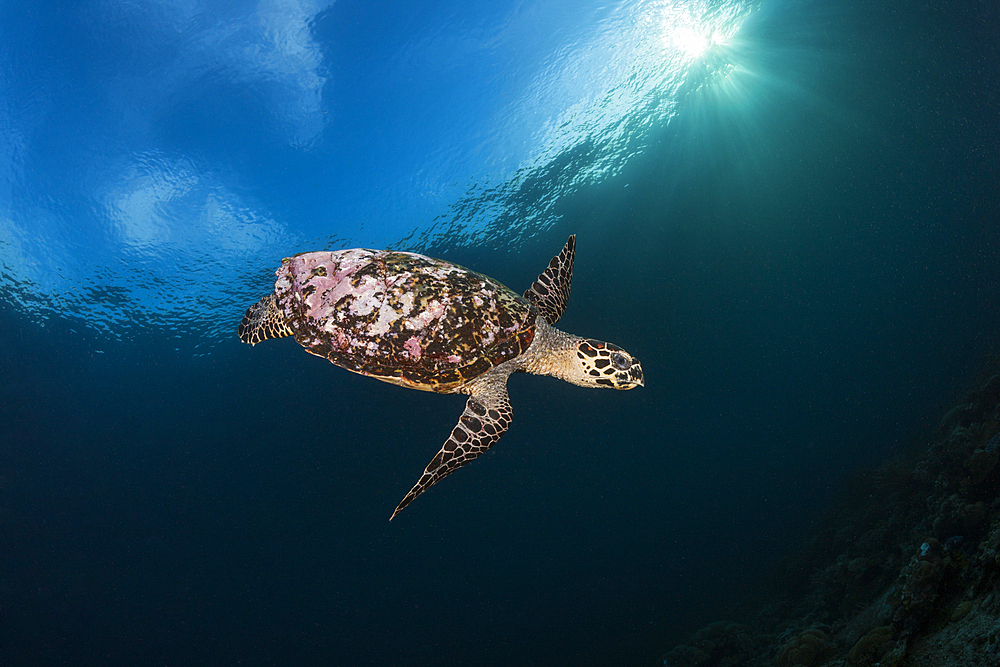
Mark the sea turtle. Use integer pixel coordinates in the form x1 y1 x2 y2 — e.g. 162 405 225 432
238 236 643 519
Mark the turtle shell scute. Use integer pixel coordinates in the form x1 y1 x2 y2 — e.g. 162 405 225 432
272 249 537 391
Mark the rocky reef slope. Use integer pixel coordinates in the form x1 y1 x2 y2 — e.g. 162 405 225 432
658 363 1000 667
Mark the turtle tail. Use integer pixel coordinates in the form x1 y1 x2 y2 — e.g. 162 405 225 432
238 294 294 346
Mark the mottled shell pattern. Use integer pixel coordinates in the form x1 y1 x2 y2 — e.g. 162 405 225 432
274 249 537 391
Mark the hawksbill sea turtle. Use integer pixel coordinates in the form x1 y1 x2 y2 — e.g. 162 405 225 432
238 236 644 519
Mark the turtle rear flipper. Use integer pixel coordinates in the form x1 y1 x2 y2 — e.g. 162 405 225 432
524 235 575 325
238 294 294 346
390 375 512 520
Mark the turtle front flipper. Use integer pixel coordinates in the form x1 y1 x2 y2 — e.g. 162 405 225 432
523 235 575 325
238 294 294 346
390 377 512 520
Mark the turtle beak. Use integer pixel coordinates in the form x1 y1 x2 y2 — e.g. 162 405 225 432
625 362 644 388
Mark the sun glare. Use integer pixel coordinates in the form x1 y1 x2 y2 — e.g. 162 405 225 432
674 24 711 58
662 6 732 62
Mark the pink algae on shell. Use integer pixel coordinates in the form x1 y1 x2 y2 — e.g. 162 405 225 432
403 336 422 360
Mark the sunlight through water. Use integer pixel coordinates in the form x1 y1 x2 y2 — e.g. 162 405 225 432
0 0 754 345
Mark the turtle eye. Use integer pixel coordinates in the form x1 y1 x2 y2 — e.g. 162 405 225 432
611 352 630 370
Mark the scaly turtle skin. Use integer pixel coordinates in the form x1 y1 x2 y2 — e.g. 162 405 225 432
239 236 644 519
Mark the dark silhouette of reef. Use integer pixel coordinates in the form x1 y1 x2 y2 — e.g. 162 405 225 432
656 358 1000 667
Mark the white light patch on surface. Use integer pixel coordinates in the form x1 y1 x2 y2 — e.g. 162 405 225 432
155 0 335 147
672 23 711 58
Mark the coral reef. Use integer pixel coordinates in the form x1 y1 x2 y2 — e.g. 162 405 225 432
846 626 893 667
654 366 1000 667
660 621 753 667
776 627 827 666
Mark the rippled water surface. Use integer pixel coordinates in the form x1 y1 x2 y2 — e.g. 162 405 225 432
1 0 749 342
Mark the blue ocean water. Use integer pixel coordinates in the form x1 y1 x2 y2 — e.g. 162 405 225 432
1 0 998 665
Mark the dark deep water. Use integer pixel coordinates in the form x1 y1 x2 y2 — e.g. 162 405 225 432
1 0 999 665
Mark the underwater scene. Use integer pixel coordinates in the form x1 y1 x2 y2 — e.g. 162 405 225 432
1 0 998 665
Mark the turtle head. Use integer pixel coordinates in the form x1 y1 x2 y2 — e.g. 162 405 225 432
572 339 644 389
